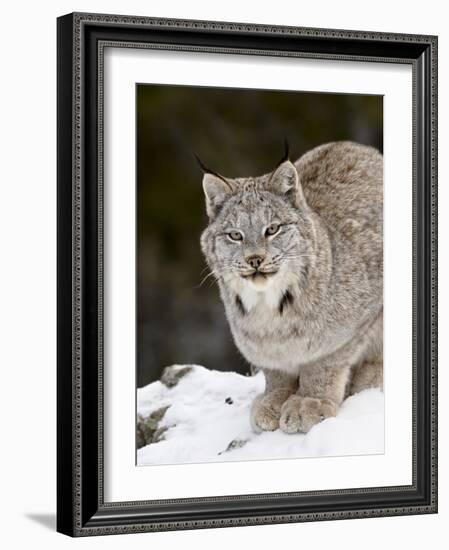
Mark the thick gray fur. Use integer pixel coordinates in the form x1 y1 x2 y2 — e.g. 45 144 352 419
200 141 383 434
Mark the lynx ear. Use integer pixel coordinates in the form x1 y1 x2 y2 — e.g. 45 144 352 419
202 173 234 218
268 160 304 208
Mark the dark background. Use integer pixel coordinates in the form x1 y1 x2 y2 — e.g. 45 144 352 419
137 84 383 388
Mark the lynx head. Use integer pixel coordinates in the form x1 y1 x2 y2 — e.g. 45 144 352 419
199 146 313 298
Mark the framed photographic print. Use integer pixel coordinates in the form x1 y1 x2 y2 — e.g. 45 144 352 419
57 12 438 536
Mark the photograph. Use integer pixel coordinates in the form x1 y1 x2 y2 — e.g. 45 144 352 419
135 84 384 466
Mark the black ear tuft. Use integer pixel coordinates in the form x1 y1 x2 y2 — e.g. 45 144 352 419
283 138 290 160
194 153 208 173
277 138 290 166
194 153 215 175
194 153 232 187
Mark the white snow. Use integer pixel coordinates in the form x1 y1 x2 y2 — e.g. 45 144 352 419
137 365 384 466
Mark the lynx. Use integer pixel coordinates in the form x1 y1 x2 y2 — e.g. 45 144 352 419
200 141 383 434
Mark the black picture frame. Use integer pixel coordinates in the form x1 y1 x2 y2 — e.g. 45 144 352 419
57 12 438 536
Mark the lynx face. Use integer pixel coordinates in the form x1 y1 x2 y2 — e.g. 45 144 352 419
200 160 312 297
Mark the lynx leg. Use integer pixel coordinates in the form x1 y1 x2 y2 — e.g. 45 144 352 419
348 311 383 395
279 363 350 434
251 369 298 432
350 360 383 395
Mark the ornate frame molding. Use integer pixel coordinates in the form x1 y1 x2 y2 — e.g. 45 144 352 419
57 12 437 536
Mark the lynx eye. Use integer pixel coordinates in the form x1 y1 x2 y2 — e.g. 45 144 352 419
228 230 243 242
265 223 280 237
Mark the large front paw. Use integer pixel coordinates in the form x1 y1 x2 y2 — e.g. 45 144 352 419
279 395 338 434
250 389 294 432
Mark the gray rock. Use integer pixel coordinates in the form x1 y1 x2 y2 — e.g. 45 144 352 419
160 365 193 388
219 438 248 455
136 405 170 448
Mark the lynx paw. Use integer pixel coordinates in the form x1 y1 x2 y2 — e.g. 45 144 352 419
250 389 294 432
279 395 338 434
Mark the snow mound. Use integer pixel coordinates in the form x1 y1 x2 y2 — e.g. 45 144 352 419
137 365 384 466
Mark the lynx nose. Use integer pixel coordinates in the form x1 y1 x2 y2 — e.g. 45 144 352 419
246 255 265 269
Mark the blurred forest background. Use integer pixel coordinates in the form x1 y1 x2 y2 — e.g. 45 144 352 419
137 84 383 388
